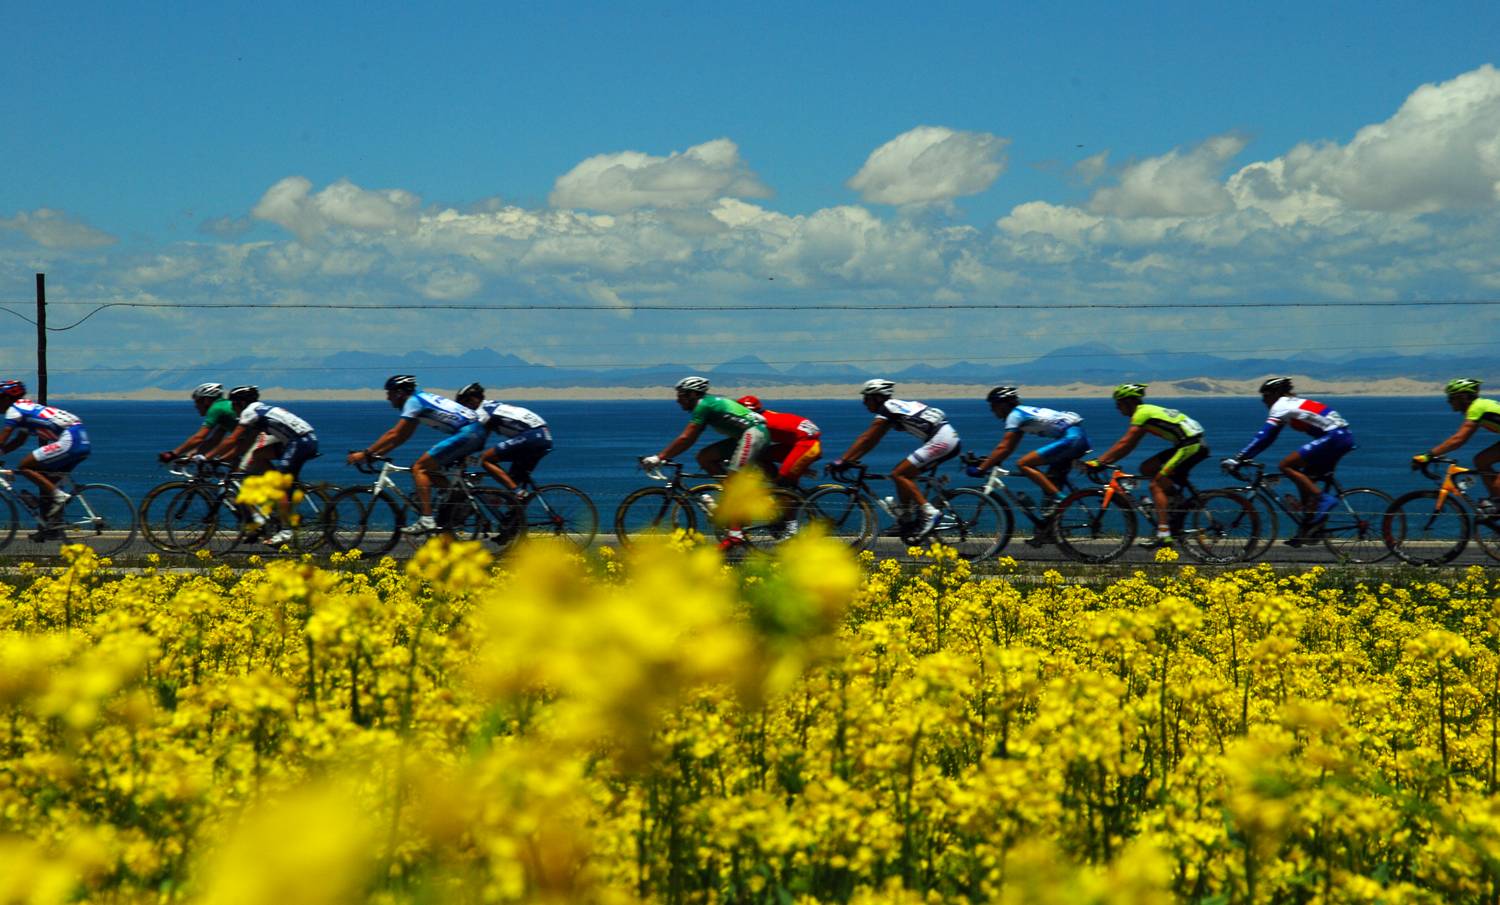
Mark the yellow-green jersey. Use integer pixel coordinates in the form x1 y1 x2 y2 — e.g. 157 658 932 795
1130 403 1205 446
1465 397 1500 433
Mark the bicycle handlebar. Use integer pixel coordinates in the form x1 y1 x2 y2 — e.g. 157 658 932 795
1417 456 1459 481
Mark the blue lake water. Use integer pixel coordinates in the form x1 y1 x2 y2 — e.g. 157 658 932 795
53 396 1465 507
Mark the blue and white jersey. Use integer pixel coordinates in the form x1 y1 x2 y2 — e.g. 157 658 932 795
1003 405 1083 439
474 400 547 437
873 398 949 441
238 402 316 441
5 400 83 442
399 391 480 435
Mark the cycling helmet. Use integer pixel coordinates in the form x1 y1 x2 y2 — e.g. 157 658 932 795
0 380 25 400
228 385 260 404
675 376 710 394
384 374 418 393
861 378 896 397
736 395 763 412
1112 383 1148 401
457 382 485 399
1446 377 1482 396
1259 376 1294 395
192 382 224 400
986 385 1019 404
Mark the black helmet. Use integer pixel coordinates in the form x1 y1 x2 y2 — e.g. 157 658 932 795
986 385 1019 404
458 382 485 399
384 374 417 393
228 385 260 404
1259 376 1294 395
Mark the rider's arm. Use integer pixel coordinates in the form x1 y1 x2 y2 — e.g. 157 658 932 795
656 423 706 461
0 427 22 455
1428 419 1480 458
837 419 892 464
349 419 418 463
1235 419 1283 461
978 432 1021 470
206 425 251 462
167 425 225 459
1092 426 1146 466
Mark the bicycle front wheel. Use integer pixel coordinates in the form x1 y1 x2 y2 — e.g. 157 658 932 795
1180 490 1259 564
1053 488 1138 563
801 485 876 550
139 480 195 552
930 488 1007 561
448 487 524 551
160 485 224 552
527 484 598 550
615 487 697 546
1384 490 1469 565
327 488 407 555
1321 488 1393 564
1243 490 1279 562
60 484 137 557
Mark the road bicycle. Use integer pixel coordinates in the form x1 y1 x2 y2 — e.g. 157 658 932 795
1382 456 1500 565
613 460 804 550
0 467 136 557
1220 460 1392 564
140 459 331 554
467 473 598 553
959 452 1083 555
1051 466 1258 564
327 454 517 555
801 462 1006 561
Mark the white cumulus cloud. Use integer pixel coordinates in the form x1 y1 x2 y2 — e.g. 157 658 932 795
548 139 771 213
251 176 421 242
0 208 116 249
1087 134 1248 218
848 126 1009 206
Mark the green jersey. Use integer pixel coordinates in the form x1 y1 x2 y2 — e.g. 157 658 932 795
202 398 237 431
689 395 768 437
1465 397 1500 434
1130 403 1204 445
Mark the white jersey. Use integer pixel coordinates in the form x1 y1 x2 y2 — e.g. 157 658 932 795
238 402 315 441
475 400 547 437
1266 396 1348 436
873 398 950 441
1003 405 1083 439
399 391 480 435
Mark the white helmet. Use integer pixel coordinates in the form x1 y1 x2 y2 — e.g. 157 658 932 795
861 378 895 397
192 382 224 400
675 375 710 394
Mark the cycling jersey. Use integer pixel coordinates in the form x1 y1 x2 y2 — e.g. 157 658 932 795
1237 396 1350 460
873 398 948 441
1004 405 1083 438
238 402 316 442
759 409 820 444
474 400 548 437
1130 404 1204 446
1466 398 1500 433
202 398 237 431
399 391 480 435
689 395 767 437
5 400 83 442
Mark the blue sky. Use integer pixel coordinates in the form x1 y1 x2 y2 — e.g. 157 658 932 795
3 0 1499 387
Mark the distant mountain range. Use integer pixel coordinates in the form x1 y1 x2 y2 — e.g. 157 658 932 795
64 342 1490 394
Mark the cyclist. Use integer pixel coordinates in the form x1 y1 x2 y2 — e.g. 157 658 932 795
642 376 768 549
1085 384 1208 550
0 380 89 538
208 386 320 545
735 395 821 486
1222 377 1353 541
831 379 960 536
159 383 238 463
454 382 552 495
347 375 484 535
967 386 1088 520
1413 378 1500 517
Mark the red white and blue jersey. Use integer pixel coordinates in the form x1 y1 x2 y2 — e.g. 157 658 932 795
399 391 480 435
1265 396 1348 436
4 400 83 442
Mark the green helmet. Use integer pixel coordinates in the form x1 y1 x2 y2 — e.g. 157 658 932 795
1445 377 1481 396
1112 383 1148 401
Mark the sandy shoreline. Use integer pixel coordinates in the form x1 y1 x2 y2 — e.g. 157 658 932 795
69 375 1449 402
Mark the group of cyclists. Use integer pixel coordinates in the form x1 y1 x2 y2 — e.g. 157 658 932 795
0 370 1496 552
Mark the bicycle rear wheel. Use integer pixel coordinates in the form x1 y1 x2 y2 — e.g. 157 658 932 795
1320 488 1393 564
1384 490 1469 565
449 487 524 550
59 484 137 557
801 486 876 550
1243 491 1279 562
1053 488 1137 563
162 485 224 552
527 483 598 550
733 487 808 550
614 487 697 546
1180 490 1258 564
930 488 1007 561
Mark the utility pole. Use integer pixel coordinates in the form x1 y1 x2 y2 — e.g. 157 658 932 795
35 273 47 403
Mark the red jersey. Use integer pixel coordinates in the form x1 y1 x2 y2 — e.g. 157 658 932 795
760 410 820 445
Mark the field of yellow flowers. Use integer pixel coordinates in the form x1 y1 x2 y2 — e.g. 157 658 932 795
3 528 1500 903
